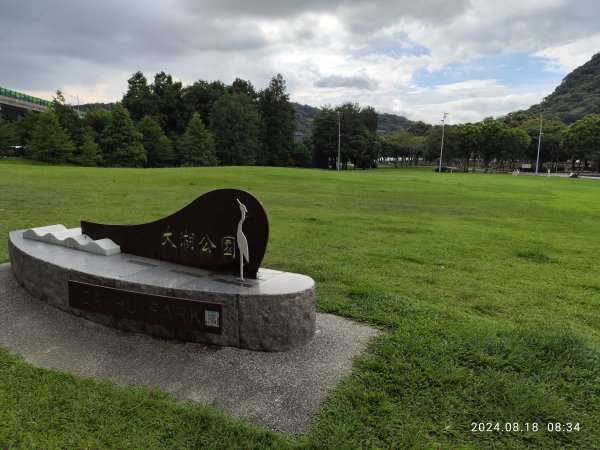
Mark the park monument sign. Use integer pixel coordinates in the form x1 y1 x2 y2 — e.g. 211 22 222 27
8 189 316 351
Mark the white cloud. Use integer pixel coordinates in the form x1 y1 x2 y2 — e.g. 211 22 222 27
1 0 599 124
535 35 600 72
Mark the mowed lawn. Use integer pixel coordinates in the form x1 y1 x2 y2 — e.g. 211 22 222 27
0 159 598 449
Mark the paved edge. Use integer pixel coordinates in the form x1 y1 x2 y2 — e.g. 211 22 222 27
0 263 380 435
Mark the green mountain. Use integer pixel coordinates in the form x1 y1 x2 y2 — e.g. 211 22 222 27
293 103 319 136
292 102 412 138
528 52 600 123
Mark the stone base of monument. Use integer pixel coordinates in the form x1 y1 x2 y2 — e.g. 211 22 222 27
9 230 315 352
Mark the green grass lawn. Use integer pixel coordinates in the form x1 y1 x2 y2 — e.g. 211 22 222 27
1 159 598 449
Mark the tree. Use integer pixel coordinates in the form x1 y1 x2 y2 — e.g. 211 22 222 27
425 125 457 166
407 120 432 136
183 80 226 127
14 110 39 146
455 123 482 172
52 90 84 146
155 135 176 167
361 128 381 169
311 103 379 169
122 71 159 122
258 74 295 166
0 114 17 158
291 138 312 167
179 112 217 166
151 71 186 135
382 132 404 167
561 115 600 173
27 110 74 164
137 115 175 167
338 102 367 169
82 107 112 140
503 127 531 168
479 120 512 172
100 103 146 167
520 118 566 171
311 107 338 169
78 128 103 166
361 106 378 133
229 78 257 101
210 93 261 165
385 129 423 167
500 110 535 128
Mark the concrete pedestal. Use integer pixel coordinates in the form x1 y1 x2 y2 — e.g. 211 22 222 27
8 230 316 352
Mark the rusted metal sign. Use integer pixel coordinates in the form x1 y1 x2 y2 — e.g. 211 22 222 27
81 189 268 279
68 281 223 334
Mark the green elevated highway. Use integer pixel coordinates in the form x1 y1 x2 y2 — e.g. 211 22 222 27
0 87 84 118
0 87 52 117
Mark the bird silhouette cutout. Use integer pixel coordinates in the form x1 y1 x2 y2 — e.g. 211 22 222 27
236 198 249 280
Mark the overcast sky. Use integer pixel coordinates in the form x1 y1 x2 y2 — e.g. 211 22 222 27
2 0 599 124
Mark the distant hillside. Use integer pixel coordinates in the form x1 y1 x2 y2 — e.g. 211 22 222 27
377 112 413 133
528 52 600 123
292 102 412 138
293 103 319 135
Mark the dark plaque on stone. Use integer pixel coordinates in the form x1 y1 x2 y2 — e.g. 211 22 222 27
68 281 223 333
81 189 268 279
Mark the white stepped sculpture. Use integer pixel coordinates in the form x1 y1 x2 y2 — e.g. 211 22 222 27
23 224 120 256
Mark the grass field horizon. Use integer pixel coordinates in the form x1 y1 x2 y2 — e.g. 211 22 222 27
1 159 598 448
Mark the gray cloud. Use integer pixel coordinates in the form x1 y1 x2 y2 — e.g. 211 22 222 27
315 74 377 90
1 0 599 122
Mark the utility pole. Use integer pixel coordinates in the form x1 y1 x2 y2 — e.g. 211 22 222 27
337 110 341 171
535 103 542 175
63 91 80 115
438 112 448 173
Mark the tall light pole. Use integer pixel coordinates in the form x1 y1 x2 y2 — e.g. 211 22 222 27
337 110 341 171
438 112 448 173
62 91 80 114
535 103 542 175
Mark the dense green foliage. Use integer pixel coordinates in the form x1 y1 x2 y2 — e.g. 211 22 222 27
122 71 159 123
6 53 600 172
292 102 412 137
259 74 295 166
0 162 598 448
137 115 175 167
210 93 261 165
312 103 381 169
179 112 217 166
0 115 17 157
562 115 600 173
77 129 103 167
26 110 74 164
99 104 146 167
527 52 600 123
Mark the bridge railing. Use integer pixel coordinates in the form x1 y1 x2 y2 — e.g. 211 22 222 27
0 87 53 108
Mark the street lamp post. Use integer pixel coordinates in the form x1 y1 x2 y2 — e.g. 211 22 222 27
535 103 542 175
337 111 341 171
62 91 80 114
438 112 448 173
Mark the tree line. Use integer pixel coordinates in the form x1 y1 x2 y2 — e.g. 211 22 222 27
0 72 301 168
379 111 600 174
1 71 599 173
